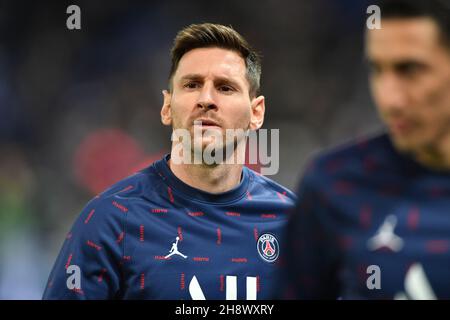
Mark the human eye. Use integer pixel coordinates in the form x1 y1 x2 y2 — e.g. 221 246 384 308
395 61 427 78
218 84 235 93
183 81 200 89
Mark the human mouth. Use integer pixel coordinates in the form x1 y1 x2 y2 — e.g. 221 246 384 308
389 119 413 135
193 119 221 128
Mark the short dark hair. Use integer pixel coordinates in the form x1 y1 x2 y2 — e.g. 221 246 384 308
376 0 450 48
168 23 262 97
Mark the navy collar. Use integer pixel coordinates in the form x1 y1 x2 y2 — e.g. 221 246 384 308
153 154 250 204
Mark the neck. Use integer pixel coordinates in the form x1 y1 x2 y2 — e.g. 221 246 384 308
413 134 450 171
168 151 244 194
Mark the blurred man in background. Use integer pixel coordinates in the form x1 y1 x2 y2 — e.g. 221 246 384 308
43 23 295 299
282 0 450 299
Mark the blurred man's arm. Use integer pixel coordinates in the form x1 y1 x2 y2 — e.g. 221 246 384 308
280 162 341 299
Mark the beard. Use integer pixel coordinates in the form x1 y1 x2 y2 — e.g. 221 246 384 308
170 110 251 165
191 126 249 166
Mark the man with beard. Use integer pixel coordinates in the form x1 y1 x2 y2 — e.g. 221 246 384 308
282 0 450 299
43 23 295 300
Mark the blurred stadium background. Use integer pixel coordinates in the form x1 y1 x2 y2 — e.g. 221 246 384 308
0 0 381 299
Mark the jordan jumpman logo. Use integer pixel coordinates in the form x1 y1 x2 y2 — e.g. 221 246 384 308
165 236 188 259
367 214 404 252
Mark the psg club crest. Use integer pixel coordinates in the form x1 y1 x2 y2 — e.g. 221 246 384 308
257 233 279 263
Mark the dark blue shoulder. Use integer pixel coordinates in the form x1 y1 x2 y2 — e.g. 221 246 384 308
293 132 394 193
95 163 164 202
246 167 297 202
305 132 390 173
315 132 389 164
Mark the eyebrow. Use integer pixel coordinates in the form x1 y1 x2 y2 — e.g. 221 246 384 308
366 57 428 67
179 73 243 89
179 74 203 82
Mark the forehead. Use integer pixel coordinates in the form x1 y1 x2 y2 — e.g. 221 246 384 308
174 47 247 81
366 18 443 61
